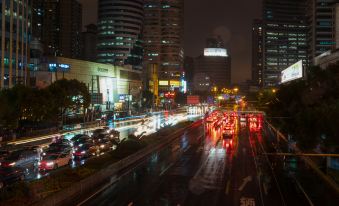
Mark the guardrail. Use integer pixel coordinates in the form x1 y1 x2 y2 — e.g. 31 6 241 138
33 120 201 206
265 121 339 195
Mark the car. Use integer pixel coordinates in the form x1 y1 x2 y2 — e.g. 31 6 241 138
73 143 97 159
108 130 120 140
222 127 234 149
1 149 40 168
39 153 72 171
240 114 247 122
222 124 235 139
92 133 107 144
71 134 90 142
0 167 25 189
96 138 114 153
92 128 109 138
72 137 91 149
42 143 72 156
53 137 71 145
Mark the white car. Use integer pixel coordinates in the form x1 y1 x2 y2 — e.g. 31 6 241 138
38 153 72 170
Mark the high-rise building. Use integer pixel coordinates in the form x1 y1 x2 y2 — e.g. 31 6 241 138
184 56 195 92
81 24 98 62
96 0 144 67
32 0 44 41
34 0 82 58
262 0 309 87
143 0 184 93
310 0 339 60
1 0 31 88
252 19 263 87
194 37 231 91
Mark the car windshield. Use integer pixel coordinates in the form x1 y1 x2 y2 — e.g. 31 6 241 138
44 155 58 160
5 151 23 160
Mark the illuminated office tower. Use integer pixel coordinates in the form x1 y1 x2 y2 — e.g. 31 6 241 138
1 0 31 88
97 0 144 67
143 0 184 93
262 0 309 87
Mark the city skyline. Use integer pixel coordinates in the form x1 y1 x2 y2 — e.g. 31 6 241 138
79 0 262 84
1 1 339 205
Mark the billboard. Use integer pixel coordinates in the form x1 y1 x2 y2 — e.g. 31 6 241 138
187 95 200 105
281 60 303 84
204 48 228 57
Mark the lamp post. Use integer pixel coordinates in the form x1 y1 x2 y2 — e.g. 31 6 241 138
217 95 224 107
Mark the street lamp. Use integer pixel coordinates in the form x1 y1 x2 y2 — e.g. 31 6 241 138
217 95 224 107
233 88 239 93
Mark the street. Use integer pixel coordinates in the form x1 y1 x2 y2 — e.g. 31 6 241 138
81 111 339 206
2 112 200 182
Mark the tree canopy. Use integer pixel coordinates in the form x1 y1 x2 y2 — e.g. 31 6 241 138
0 79 90 130
264 63 339 151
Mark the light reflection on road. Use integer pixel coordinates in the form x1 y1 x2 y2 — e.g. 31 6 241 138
26 112 201 181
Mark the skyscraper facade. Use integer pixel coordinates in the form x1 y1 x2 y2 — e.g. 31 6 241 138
252 19 263 87
310 0 339 60
194 37 231 91
262 0 309 87
143 0 184 92
97 0 144 67
1 0 31 89
81 24 98 62
31 0 43 41
41 0 82 58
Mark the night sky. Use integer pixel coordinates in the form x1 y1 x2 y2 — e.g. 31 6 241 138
79 0 262 83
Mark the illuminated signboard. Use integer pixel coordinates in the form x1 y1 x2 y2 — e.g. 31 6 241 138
281 60 303 84
48 63 71 72
181 80 187 93
204 48 228 57
159 80 169 86
170 80 180 87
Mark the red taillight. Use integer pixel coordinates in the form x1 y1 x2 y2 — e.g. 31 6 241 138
2 162 15 167
230 140 233 145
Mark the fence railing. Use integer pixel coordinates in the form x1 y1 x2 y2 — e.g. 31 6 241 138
265 121 339 195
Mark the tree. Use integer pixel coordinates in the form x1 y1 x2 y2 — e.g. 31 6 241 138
48 79 90 125
0 79 91 130
141 90 154 109
264 63 339 150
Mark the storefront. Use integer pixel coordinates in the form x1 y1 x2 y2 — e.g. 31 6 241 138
33 57 142 112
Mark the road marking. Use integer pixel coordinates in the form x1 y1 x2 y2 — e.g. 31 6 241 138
248 135 265 206
183 145 191 153
159 163 174 176
238 176 252 191
225 180 231 194
240 197 255 206
263 182 268 195
77 176 120 206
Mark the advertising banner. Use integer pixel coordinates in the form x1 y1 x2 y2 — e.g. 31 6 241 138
281 60 303 84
